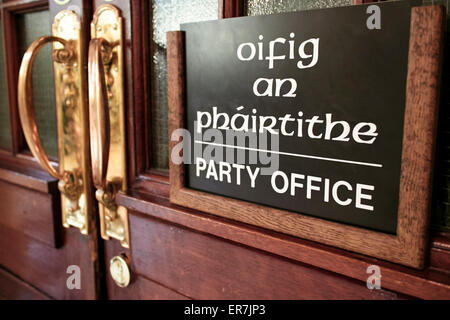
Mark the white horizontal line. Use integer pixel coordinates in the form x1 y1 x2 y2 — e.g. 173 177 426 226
194 140 383 168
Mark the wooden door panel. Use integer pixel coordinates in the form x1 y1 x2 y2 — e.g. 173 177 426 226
124 212 406 300
0 0 101 300
0 267 50 300
105 273 190 300
0 223 67 299
0 221 99 299
430 237 450 271
116 190 450 299
0 178 59 248
94 0 450 300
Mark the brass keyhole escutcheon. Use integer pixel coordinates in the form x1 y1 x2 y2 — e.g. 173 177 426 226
110 255 131 288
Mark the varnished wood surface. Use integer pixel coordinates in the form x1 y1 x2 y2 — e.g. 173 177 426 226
118 191 450 299
103 255 190 300
220 0 244 18
125 212 410 300
167 31 185 199
0 222 99 299
0 179 60 247
0 0 102 300
0 153 58 193
396 4 444 268
0 267 50 300
430 235 450 270
125 176 450 272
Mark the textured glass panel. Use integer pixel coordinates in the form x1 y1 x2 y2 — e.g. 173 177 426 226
0 22 12 149
151 0 218 170
17 10 58 158
246 0 352 16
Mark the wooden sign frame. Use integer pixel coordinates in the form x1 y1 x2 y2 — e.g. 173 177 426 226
167 5 444 268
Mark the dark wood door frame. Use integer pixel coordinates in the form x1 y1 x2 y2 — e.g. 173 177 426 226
113 0 450 299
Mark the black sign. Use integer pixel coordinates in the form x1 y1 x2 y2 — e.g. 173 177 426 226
181 1 414 234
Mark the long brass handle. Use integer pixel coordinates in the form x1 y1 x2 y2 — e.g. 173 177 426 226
88 38 111 190
18 36 72 179
88 4 129 249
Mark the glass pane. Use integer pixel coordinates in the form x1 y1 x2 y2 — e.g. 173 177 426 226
150 0 218 170
17 10 58 159
246 0 353 16
0 21 12 149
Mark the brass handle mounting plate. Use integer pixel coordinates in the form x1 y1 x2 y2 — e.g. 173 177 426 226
18 10 90 234
89 4 129 248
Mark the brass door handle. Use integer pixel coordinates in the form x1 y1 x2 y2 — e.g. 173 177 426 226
88 38 111 190
18 36 70 180
88 4 129 248
17 10 91 235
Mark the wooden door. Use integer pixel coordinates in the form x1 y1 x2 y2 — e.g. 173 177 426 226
1 0 449 301
0 0 101 299
100 0 450 300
